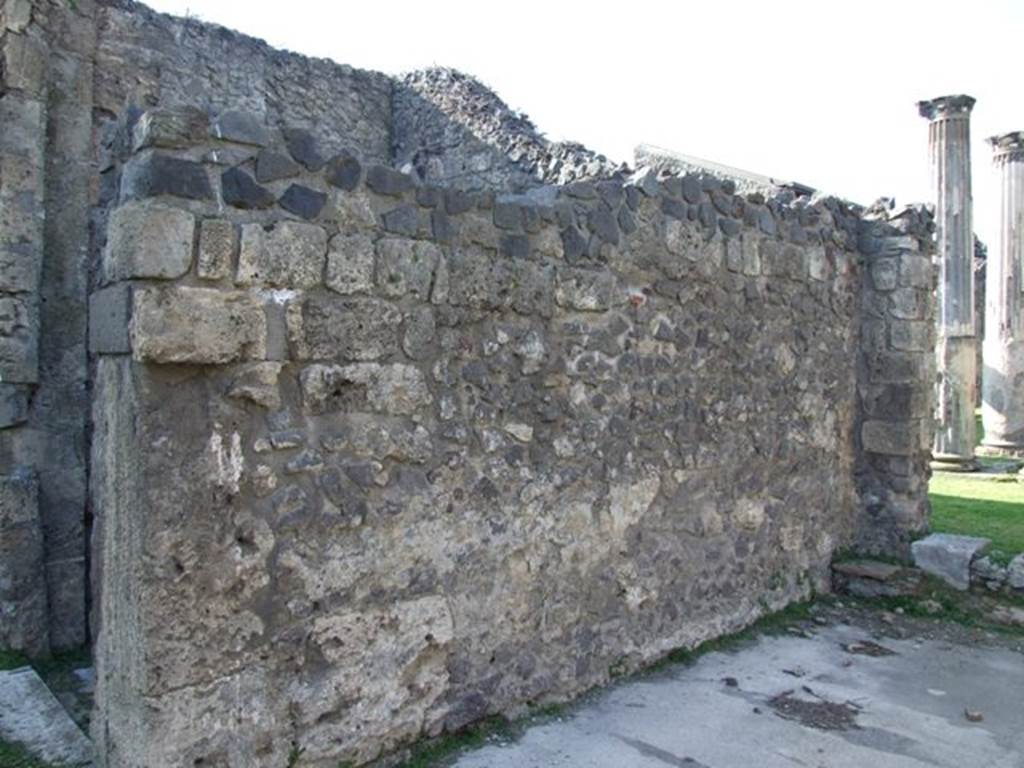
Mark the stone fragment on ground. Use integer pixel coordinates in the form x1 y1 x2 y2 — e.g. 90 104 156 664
0 666 92 766
911 533 990 590
831 559 923 598
1008 554 1024 590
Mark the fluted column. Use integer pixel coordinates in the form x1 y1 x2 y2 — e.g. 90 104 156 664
918 95 978 470
982 132 1024 453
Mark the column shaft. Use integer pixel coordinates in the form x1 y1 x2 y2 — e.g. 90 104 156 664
918 95 977 469
982 133 1024 451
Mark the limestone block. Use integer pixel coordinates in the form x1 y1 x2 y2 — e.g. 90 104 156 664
375 238 439 299
0 382 29 428
443 248 498 308
300 596 452 763
132 106 209 152
507 260 555 317
734 498 766 531
1 0 34 33
102 202 195 283
863 383 928 421
131 286 267 364
890 320 929 352
899 254 932 288
89 284 132 354
237 221 327 288
0 92 44 156
870 258 898 291
320 415 433 463
1008 555 1024 590
807 246 828 281
0 152 44 249
227 362 283 410
665 219 702 260
862 420 915 456
911 533 990 591
889 287 924 320
0 294 37 383
1 32 47 97
555 267 617 311
211 110 271 147
326 234 375 295
869 351 925 384
0 472 48 657
301 363 431 416
0 244 39 294
287 295 401 361
197 219 237 281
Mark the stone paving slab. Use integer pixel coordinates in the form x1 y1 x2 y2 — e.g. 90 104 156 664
450 621 1024 768
0 666 92 766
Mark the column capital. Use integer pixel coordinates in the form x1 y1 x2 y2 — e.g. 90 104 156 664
989 131 1024 162
917 94 976 121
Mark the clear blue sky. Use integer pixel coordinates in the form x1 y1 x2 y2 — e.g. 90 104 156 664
145 0 1022 251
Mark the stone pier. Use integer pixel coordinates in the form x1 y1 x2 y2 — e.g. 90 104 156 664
918 95 978 471
982 132 1024 453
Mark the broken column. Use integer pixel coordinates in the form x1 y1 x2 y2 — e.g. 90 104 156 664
918 95 978 470
982 132 1024 453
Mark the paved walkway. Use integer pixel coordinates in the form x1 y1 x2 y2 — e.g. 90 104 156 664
451 621 1024 768
0 666 92 766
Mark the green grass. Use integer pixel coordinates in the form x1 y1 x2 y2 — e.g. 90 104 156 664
0 648 31 671
929 472 1024 554
397 716 514 768
844 573 1024 637
0 739 56 768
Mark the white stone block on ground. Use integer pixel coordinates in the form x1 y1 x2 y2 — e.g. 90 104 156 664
1008 554 1024 590
0 666 92 766
911 533 990 591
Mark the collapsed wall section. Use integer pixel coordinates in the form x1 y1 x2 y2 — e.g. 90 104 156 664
86 105 934 767
394 67 622 192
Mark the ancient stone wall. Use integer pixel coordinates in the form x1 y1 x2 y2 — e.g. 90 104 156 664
855 207 936 554
394 68 621 192
1 0 396 655
1 1 941 765
1 0 58 656
86 103 934 767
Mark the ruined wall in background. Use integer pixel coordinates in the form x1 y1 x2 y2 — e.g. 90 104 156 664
394 68 621 192
86 105 934 768
93 0 393 162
